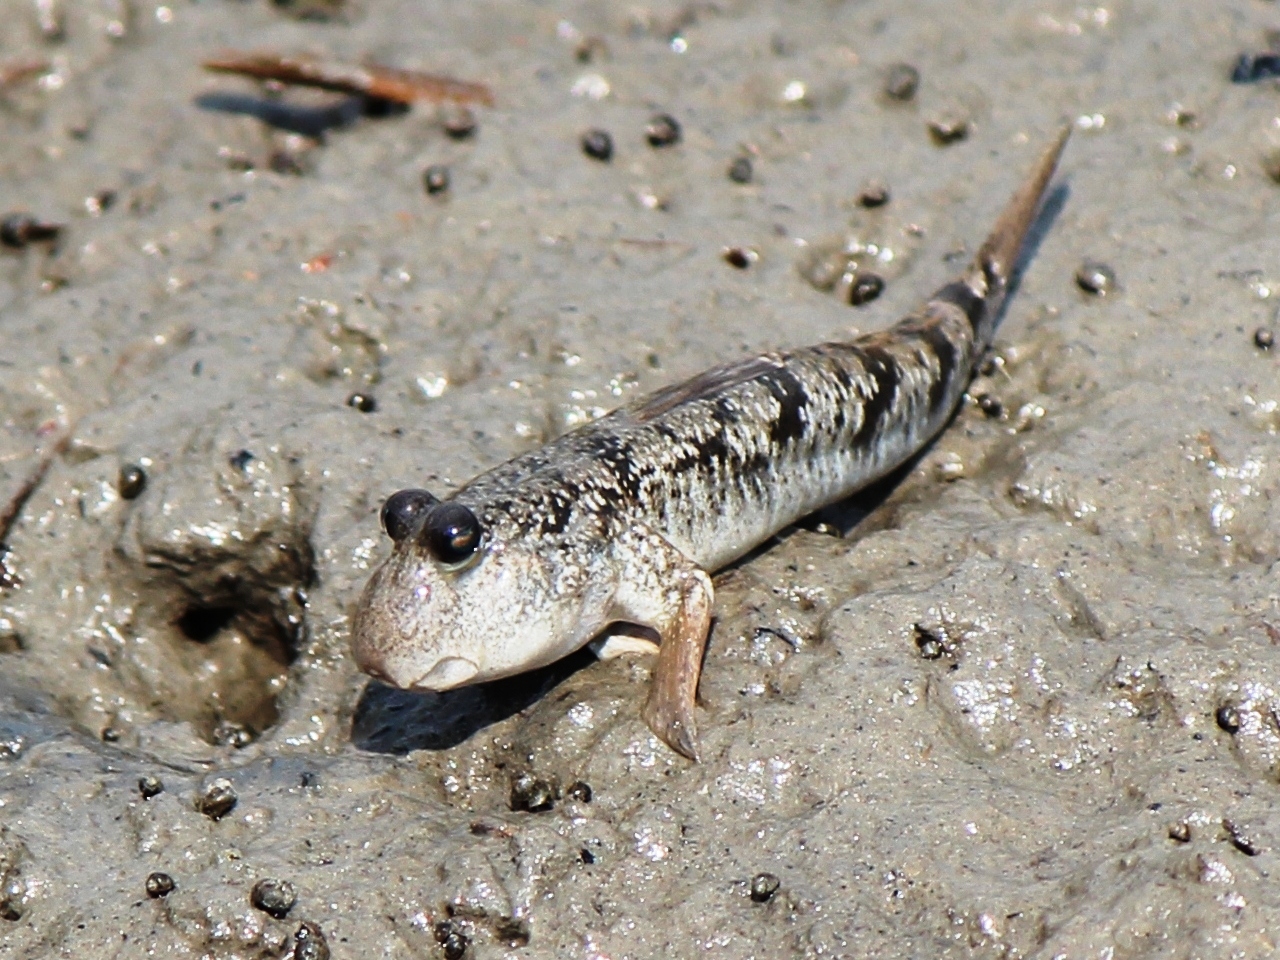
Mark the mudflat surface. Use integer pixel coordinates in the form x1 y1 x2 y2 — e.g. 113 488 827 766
2 1 1279 957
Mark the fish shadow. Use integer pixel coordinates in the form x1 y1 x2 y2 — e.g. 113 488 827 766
350 648 596 754
802 457 917 537
1010 181 1070 301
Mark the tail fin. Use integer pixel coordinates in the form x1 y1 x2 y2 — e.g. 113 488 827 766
946 125 1071 349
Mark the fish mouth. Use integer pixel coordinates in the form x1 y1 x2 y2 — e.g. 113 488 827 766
411 657 480 691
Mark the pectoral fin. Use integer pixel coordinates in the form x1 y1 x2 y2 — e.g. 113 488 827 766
639 567 713 761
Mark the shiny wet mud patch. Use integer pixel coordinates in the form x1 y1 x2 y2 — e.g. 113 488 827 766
1 421 317 748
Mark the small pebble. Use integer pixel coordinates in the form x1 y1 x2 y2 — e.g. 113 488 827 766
847 272 885 306
85 190 116 216
0 213 61 249
0 896 21 922
117 464 147 500
579 847 596 864
212 719 254 748
101 726 121 743
0 548 19 592
575 36 607 63
749 872 781 903
728 156 753 184
1215 705 1241 733
581 129 614 162
934 454 966 482
423 165 450 195
267 150 309 176
347 391 377 412
442 932 468 959
645 113 681 148
441 106 477 140
0 872 26 920
1224 819 1260 856
1075 261 1116 296
914 624 946 660
1254 327 1274 351
196 778 238 820
0 725 24 758
509 773 556 813
435 920 469 959
138 775 164 800
1168 821 1192 843
293 921 330 960
145 872 176 898
883 63 920 101
976 394 1003 419
229 449 254 471
723 247 758 270
856 182 890 208
565 780 593 803
251 878 297 919
928 116 970 145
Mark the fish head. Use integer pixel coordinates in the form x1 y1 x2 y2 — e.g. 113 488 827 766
351 488 594 691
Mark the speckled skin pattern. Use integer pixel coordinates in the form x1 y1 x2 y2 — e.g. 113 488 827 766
352 129 1070 759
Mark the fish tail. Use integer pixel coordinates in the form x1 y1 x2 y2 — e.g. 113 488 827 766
932 124 1071 351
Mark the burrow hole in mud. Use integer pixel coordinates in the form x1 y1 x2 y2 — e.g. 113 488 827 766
168 596 302 746
177 605 237 642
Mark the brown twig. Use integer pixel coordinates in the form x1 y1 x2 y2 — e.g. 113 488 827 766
0 432 70 588
0 455 52 546
203 52 494 107
0 58 49 90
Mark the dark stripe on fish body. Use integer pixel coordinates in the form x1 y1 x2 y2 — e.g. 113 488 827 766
828 356 855 392
831 403 847 435
591 434 644 500
934 280 986 329
761 368 810 447
538 490 575 535
852 346 901 445
694 428 731 473
713 395 741 426
919 323 961 415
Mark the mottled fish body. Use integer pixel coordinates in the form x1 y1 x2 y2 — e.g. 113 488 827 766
352 129 1071 760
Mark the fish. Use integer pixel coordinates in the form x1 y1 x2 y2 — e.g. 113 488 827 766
351 127 1071 761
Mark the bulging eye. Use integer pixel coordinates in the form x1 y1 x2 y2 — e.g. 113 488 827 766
380 489 438 543
423 502 483 566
